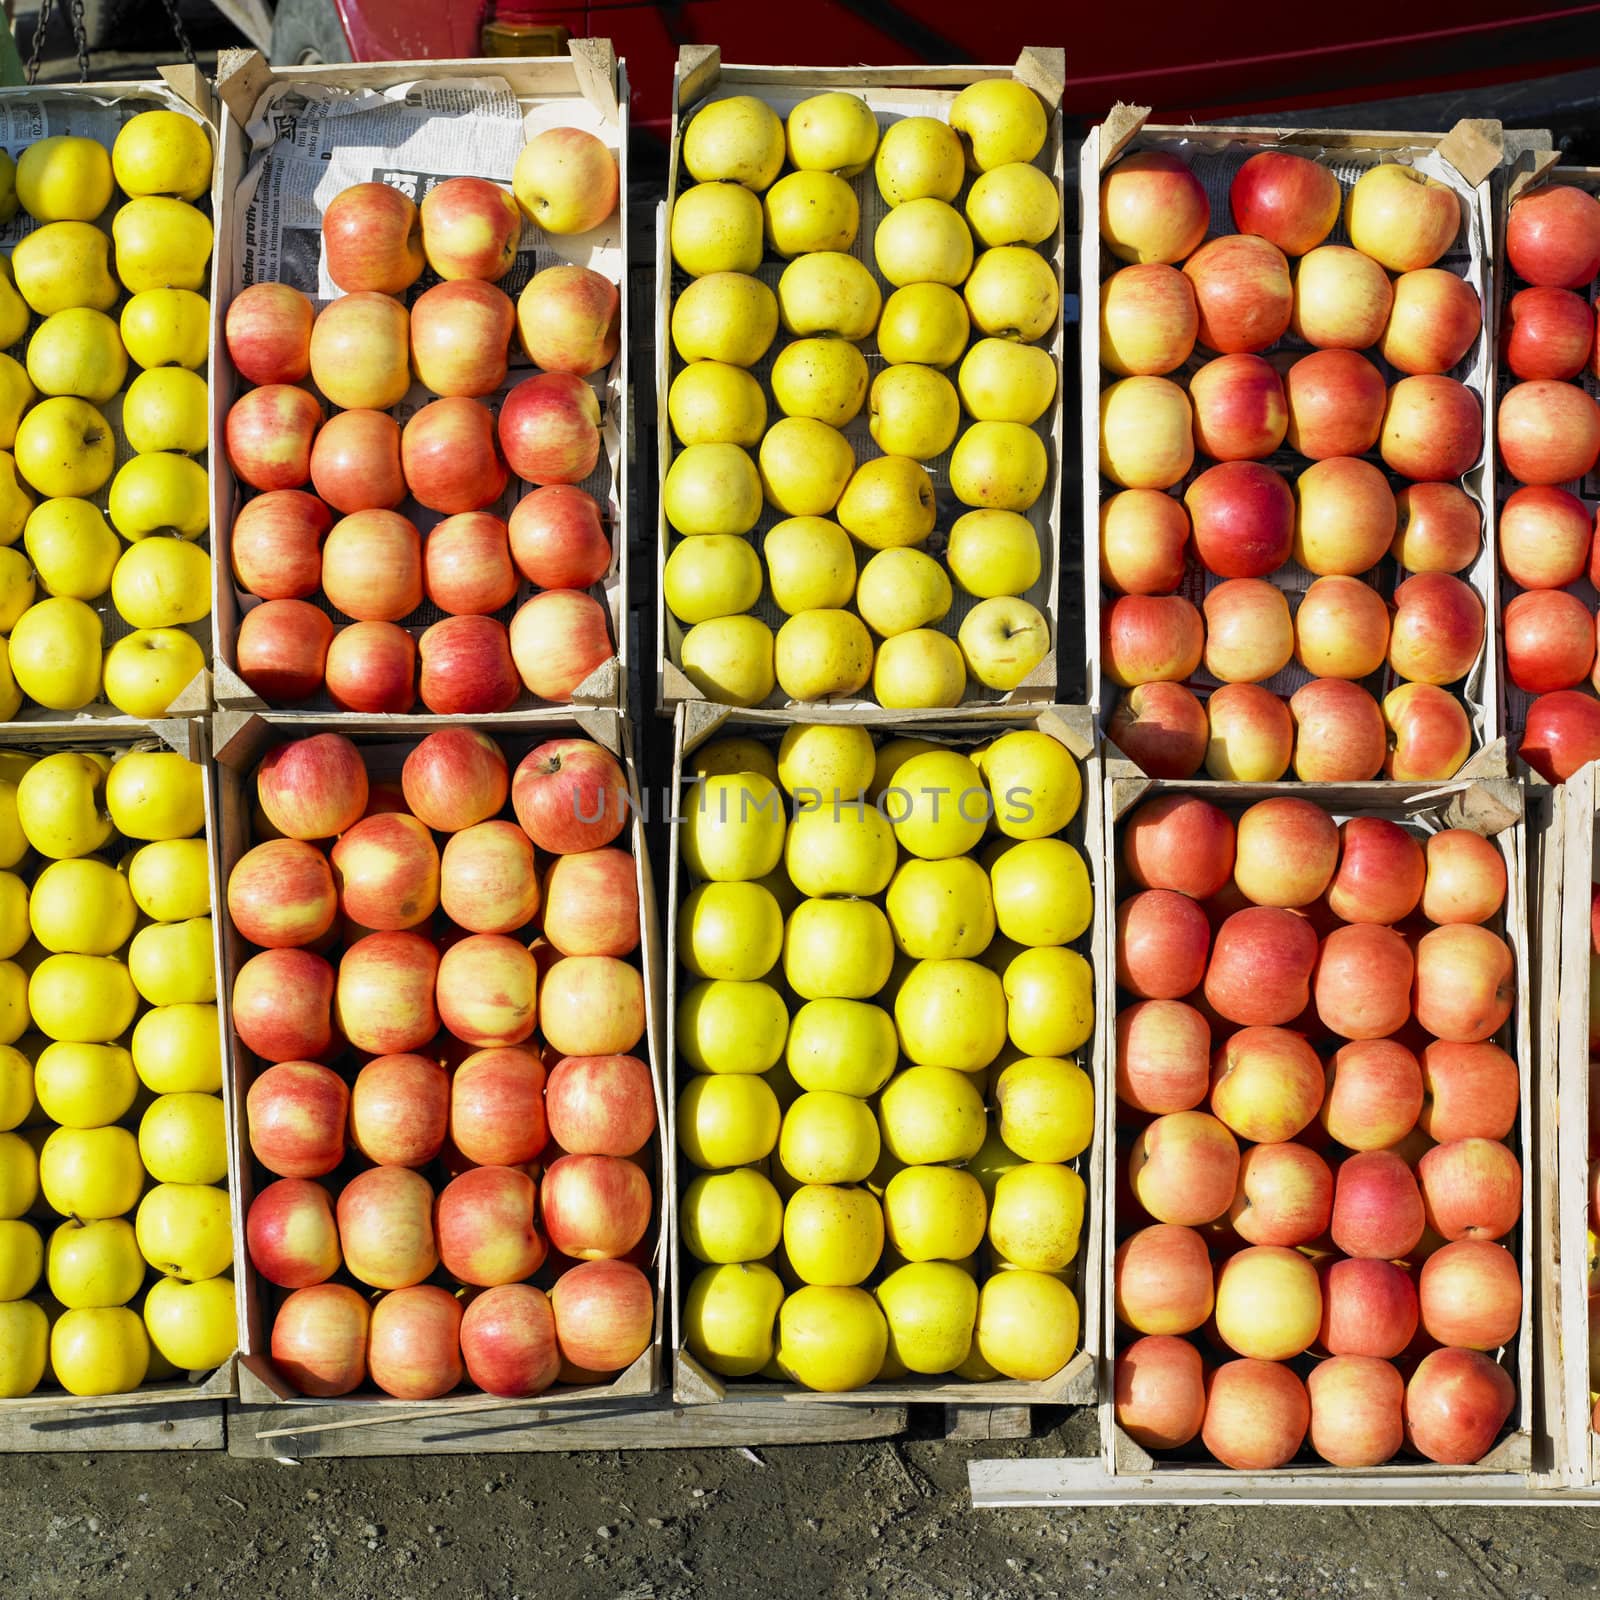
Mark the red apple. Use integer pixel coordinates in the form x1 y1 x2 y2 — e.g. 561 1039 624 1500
1116 890 1211 1001
1114 1334 1206 1451
1506 181 1600 288
1379 268 1481 376
450 1046 548 1167
232 948 335 1062
509 590 612 702
1107 683 1208 778
1204 906 1317 1026
1290 678 1385 781
1290 455 1396 577
1404 1346 1515 1465
418 615 522 715
1098 489 1189 595
1418 1239 1521 1350
538 956 646 1057
227 838 336 949
1327 817 1425 926
1100 594 1204 686
322 180 424 294
1209 1025 1323 1143
544 1054 656 1158
1417 1138 1522 1243
1098 262 1198 376
309 409 404 515
1202 579 1293 685
349 1053 448 1169
330 813 440 931
1233 796 1337 909
1308 1355 1404 1468
324 620 417 714
367 1284 462 1400
410 278 515 396
1505 285 1595 380
1229 1141 1332 1247
1127 1109 1240 1227
1319 1257 1418 1358
1183 459 1293 578
337 1165 438 1290
517 264 620 377
508 485 612 592
440 821 539 935
402 396 510 515
541 1152 652 1262
1314 924 1414 1040
1114 1223 1213 1334
247 1060 348 1179
498 372 602 486
1322 1038 1423 1151
1331 1150 1425 1261
1384 683 1473 781
1419 1040 1519 1142
1284 349 1385 460
1413 924 1513 1043
1202 1358 1309 1470
1392 481 1480 573
1229 150 1339 255
425 512 518 616
246 1177 341 1288
271 1283 370 1397
436 933 539 1050
419 175 521 282
460 1283 561 1398
1115 999 1211 1113
513 739 628 854
1382 375 1482 482
236 599 333 702
230 489 331 600
1500 485 1592 590
225 281 314 385
402 729 509 833
542 848 639 959
1122 794 1235 901
1498 378 1600 485
1290 244 1393 349
1099 150 1209 265
257 733 368 840
1187 352 1286 461
335 931 440 1055
225 384 322 492
1182 232 1292 354
308 292 410 411
1505 589 1596 693
1522 690 1600 783
321 510 422 623
1204 682 1293 782
548 1258 653 1373
436 1165 547 1286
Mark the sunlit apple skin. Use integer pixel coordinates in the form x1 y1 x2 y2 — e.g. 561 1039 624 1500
1314 923 1414 1041
226 383 323 492
1114 1227 1214 1336
1228 1141 1332 1247
1290 245 1393 350
1321 1038 1423 1151
1209 1025 1324 1144
1115 998 1211 1113
1229 151 1340 256
1417 1239 1522 1351
1293 570 1395 679
1183 460 1292 579
1113 1335 1206 1452
1187 353 1286 461
1521 690 1600 783
1417 1138 1522 1244
1413 924 1513 1044
1126 1111 1240 1228
547 1258 655 1373
1378 267 1481 377
1182 233 1292 354
367 1284 464 1401
1284 350 1385 460
436 1165 547 1287
544 1054 656 1158
233 948 336 1063
1099 489 1190 596
1121 794 1235 901
1327 816 1425 926
325 621 417 714
1318 1257 1418 1359
425 512 518 616
1289 679 1385 782
1505 285 1594 380
509 590 614 702
1504 589 1596 694
1204 906 1317 1027
247 1061 348 1179
309 409 406 515
1100 595 1203 688
1115 890 1211 1002
402 396 511 516
1506 181 1600 288
226 282 315 385
402 728 510 833
418 615 522 716
1392 482 1480 574
1500 485 1592 590
1231 795 1337 909
1291 455 1396 577
232 490 332 600
1201 1359 1309 1471
541 1152 653 1262
1308 1355 1405 1468
1498 378 1600 485
350 1053 449 1168
509 485 612 591
247 1177 341 1289
270 1283 371 1397
1383 684 1472 782
1404 1347 1515 1465
1099 263 1198 377
1331 1150 1425 1261
460 1282 561 1398
1419 1040 1519 1143
1204 683 1292 781
1100 151 1210 266
1202 579 1291 685
1381 375 1482 483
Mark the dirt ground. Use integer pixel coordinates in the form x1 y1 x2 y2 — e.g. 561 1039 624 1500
4 1416 1600 1600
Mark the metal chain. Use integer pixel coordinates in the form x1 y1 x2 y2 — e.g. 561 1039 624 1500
24 0 56 85
68 0 89 83
158 0 197 65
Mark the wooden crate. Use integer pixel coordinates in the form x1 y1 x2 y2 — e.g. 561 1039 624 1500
667 701 1107 1408
0 69 217 727
1095 767 1543 1491
207 43 630 717
0 718 233 1451
212 707 672 1447
1082 107 1505 776
655 46 1067 718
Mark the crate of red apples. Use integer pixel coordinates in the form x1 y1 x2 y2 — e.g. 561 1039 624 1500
215 710 666 1417
1105 771 1533 1483
1084 110 1503 785
209 49 630 719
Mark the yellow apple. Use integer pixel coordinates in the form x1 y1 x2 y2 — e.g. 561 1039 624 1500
837 455 936 550
0 781 27 871
679 879 783 984
127 839 210 923
875 116 964 206
30 858 134 956
776 251 881 340
783 1183 883 1285
957 595 1050 690
113 109 212 202
122 366 208 455
0 875 25 962
762 516 857 613
682 1167 782 1263
883 749 987 858
683 770 786 881
0 1042 30 1129
958 338 1057 425
0 262 25 349
764 170 858 256
0 353 36 449
1005 947 1094 1059
663 534 762 625
138 1091 226 1185
39 1125 143 1218
111 197 213 293
47 1216 143 1307
144 1273 235 1371
856 547 952 637
0 1127 37 1217
0 1298 46 1395
950 420 1047 511
786 92 879 177
892 962 1007 1072
869 364 960 459
687 734 779 786
978 729 1081 838
30 955 138 1043
775 720 874 805
103 627 206 718
773 610 873 702
8 596 102 711
677 1072 781 1169
17 136 113 223
945 508 1042 600
52 1304 149 1395
874 197 973 288
977 1270 1079 1379
667 360 767 446
14 395 113 497
120 287 210 370
988 1162 1085 1270
885 856 995 959
990 837 1092 945
758 417 855 517
966 161 1060 246
784 801 897 897
664 442 762 536
780 1283 887 1390
778 1089 881 1184
108 451 209 539
25 498 119 599
0 547 34 631
11 221 119 315
785 997 896 1096
0 452 32 546
17 752 111 859
128 917 215 1008
770 337 869 427
0 960 26 1045
678 978 789 1073
877 282 970 369
782 898 892 1000
135 1181 230 1280
131 1003 221 1094
26 307 128 403
994 1055 1093 1162
877 1260 976 1373
111 536 213 629
679 615 776 706
670 180 763 276
685 1261 785 1377
884 1165 987 1262
873 629 967 709
682 95 785 190
34 1041 136 1130
950 79 1048 171
0 1217 39 1298
671 271 779 367
965 246 1059 342
107 749 203 843
879 1061 986 1163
